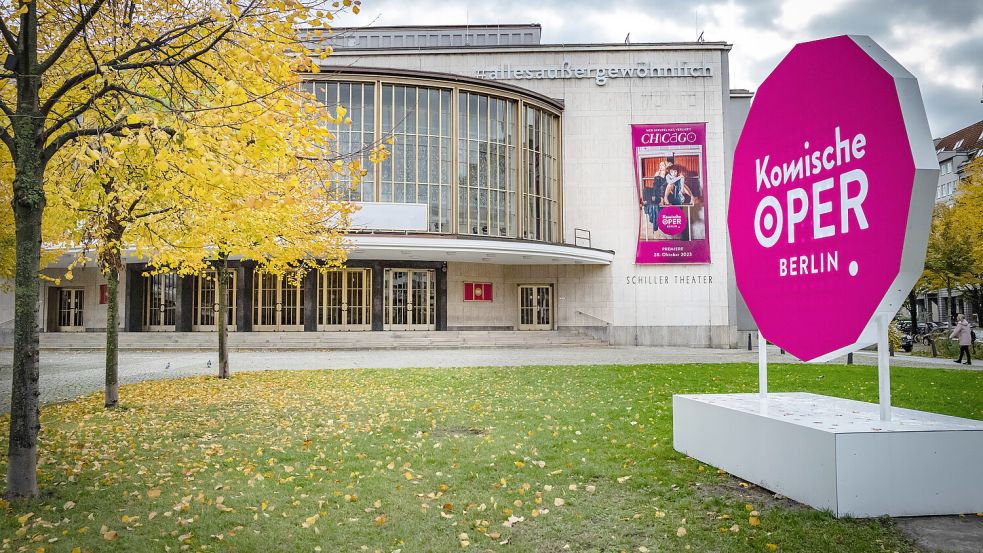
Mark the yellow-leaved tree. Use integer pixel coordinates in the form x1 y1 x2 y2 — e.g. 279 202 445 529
0 0 362 498
950 157 983 318
45 31 387 409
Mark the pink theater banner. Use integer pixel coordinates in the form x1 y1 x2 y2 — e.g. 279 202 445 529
632 123 710 264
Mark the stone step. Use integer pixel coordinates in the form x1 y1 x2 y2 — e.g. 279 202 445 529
23 330 602 351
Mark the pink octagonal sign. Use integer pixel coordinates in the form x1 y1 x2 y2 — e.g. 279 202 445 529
729 36 938 362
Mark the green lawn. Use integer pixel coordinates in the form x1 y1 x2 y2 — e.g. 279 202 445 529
2 363 982 552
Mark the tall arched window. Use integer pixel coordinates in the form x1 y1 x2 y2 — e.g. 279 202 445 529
380 85 453 232
307 80 376 202
522 106 560 242
458 91 518 238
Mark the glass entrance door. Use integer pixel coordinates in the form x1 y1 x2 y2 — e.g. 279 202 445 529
252 272 304 331
518 285 553 330
57 289 84 331
384 269 435 330
318 269 372 331
143 273 177 331
193 271 237 331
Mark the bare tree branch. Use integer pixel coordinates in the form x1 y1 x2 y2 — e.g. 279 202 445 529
39 16 215 117
44 83 176 141
43 120 174 162
0 15 17 52
0 126 14 155
39 0 110 73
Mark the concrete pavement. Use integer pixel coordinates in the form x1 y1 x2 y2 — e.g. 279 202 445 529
0 344 975 413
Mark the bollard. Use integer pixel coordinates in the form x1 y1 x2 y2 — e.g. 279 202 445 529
748 333 753 351
847 352 853 365
929 338 937 358
889 341 894 357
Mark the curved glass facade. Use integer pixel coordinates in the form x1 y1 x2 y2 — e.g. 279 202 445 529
458 91 517 238
382 85 453 233
307 80 376 202
306 76 562 242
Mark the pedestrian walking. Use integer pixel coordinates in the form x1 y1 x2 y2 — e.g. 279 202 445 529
949 314 973 365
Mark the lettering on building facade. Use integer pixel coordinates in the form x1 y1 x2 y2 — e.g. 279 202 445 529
475 61 713 86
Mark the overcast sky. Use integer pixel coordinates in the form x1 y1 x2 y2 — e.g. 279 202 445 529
332 0 983 137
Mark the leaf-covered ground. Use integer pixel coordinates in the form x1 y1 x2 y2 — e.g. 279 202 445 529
1 363 982 552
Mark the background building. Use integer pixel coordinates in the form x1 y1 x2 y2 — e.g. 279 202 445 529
915 118 983 324
934 119 983 205
1 24 753 348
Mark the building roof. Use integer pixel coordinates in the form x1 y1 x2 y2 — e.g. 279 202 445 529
935 119 983 153
302 24 730 52
304 23 543 50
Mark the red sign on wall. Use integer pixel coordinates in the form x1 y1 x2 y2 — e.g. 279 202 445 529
464 282 493 302
99 284 108 304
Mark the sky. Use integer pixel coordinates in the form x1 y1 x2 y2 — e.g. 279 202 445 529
331 0 983 138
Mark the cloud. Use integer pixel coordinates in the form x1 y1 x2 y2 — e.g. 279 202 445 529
333 0 983 136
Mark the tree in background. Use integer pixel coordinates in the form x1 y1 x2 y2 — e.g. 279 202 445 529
0 0 357 499
923 203 974 323
902 272 933 334
950 157 983 320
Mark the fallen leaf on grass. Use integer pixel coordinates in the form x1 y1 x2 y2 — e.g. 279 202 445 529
503 516 525 528
301 515 319 528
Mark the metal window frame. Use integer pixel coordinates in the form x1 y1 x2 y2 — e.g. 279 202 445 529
305 73 563 243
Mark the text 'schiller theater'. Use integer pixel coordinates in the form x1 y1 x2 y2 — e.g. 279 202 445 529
0 24 755 347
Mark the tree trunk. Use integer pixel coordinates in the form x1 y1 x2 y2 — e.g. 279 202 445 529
6 2 44 499
104 262 120 408
7 194 43 499
216 256 230 379
946 285 954 322
101 190 125 409
908 290 918 335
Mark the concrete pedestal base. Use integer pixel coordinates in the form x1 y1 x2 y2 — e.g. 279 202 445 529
673 393 983 517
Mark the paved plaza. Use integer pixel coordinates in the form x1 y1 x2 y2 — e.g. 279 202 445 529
0 344 973 413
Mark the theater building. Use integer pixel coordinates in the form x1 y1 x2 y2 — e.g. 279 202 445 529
2 24 754 347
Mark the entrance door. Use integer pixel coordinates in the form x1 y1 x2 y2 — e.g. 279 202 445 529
57 289 85 331
518 285 553 330
193 271 237 331
384 269 435 330
252 272 304 331
143 273 177 331
318 269 372 331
